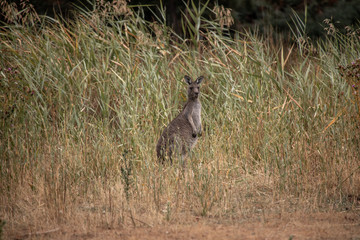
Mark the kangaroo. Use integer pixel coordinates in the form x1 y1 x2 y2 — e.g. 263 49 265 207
156 75 204 165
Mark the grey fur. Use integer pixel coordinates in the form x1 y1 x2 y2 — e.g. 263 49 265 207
156 75 204 164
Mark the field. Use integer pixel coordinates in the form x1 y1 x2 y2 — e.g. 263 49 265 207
1 1 360 239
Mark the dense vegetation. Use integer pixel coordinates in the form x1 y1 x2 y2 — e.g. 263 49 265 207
1 0 359 235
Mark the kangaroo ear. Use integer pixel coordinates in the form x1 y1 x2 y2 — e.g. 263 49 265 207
184 75 192 85
195 76 204 84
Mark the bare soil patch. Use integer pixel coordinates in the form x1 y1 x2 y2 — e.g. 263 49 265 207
8 211 360 240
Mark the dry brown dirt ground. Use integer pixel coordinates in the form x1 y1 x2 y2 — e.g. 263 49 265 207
8 211 360 240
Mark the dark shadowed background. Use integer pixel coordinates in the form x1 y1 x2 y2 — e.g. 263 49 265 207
1 0 360 37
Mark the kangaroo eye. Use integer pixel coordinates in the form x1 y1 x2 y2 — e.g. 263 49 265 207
190 87 193 90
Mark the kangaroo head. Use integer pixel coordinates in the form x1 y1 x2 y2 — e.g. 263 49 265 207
184 75 204 100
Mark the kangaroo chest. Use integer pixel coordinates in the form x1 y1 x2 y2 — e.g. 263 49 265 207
191 102 201 129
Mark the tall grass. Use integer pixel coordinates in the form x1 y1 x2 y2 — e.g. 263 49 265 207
1 0 359 234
